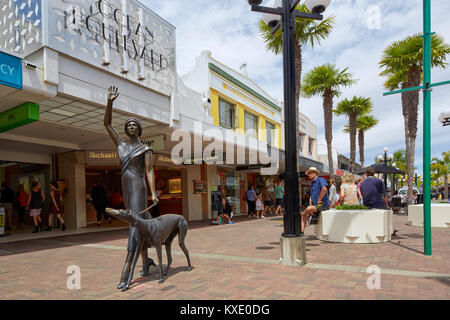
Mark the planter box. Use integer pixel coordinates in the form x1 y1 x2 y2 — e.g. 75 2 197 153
408 204 450 228
314 209 393 243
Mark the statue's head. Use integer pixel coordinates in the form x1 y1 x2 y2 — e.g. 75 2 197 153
124 117 143 138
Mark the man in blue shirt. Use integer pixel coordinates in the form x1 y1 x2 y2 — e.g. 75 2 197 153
301 167 329 233
360 167 390 210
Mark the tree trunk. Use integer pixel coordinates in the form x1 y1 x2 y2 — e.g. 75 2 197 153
404 66 421 205
349 114 357 173
445 174 448 200
358 129 364 168
401 83 411 204
323 89 334 179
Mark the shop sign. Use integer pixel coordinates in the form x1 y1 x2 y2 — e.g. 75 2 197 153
193 180 207 194
48 0 176 96
298 156 324 171
86 150 119 165
0 103 39 133
183 152 226 165
142 134 165 151
0 51 22 90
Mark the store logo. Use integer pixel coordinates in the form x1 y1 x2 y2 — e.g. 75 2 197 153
65 0 170 72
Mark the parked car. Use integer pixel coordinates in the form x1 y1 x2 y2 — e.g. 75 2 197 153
398 187 421 204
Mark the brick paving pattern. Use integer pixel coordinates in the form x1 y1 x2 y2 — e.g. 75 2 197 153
0 214 449 300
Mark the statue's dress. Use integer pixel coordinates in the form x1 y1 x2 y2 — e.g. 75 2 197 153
118 141 152 251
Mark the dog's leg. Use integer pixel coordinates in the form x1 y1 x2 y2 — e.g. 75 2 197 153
155 244 165 283
164 243 172 276
118 251 133 290
122 241 143 292
178 221 193 270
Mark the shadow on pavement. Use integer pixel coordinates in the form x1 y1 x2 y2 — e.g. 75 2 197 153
389 240 424 255
129 265 194 289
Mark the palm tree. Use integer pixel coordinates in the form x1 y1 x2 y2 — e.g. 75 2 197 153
379 33 450 204
345 115 379 168
334 97 373 172
431 151 449 199
302 64 356 178
259 4 335 172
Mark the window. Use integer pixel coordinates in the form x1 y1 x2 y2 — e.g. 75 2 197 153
308 138 314 154
219 98 235 129
298 133 305 152
266 121 275 146
244 111 258 138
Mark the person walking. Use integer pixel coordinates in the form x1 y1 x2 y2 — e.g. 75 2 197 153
338 173 360 206
0 182 15 231
300 167 329 233
262 186 274 216
255 191 265 219
329 179 337 207
46 180 66 231
27 181 44 233
15 184 28 229
246 185 257 219
274 181 284 216
91 180 109 226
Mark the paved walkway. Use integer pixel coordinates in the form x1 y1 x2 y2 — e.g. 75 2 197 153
0 214 448 300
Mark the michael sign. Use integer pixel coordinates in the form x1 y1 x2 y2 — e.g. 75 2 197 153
47 0 175 96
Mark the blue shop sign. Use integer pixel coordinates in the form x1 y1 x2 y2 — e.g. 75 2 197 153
0 51 22 90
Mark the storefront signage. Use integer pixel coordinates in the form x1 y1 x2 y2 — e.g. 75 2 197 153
193 180 207 194
142 134 165 151
183 152 226 165
86 150 119 165
0 103 39 133
0 51 23 90
298 156 324 171
47 0 176 96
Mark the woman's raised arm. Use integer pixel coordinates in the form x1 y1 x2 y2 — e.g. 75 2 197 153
104 86 122 146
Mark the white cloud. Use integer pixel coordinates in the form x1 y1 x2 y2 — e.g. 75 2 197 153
144 0 450 173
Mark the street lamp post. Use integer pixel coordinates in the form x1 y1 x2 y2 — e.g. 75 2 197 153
245 0 330 265
377 147 393 189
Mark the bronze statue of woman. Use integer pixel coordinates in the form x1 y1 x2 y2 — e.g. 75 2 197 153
105 86 159 290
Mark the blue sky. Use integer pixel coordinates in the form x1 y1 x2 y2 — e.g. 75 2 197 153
144 0 450 175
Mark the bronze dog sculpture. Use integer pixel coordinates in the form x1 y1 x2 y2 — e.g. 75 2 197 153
106 208 192 289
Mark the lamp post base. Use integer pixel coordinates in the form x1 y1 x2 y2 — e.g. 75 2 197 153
279 235 307 266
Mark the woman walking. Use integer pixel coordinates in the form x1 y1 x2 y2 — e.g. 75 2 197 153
27 181 45 233
246 185 257 219
262 186 273 216
15 184 28 229
46 180 66 231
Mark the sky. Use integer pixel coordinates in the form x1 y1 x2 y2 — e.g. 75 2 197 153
143 0 450 175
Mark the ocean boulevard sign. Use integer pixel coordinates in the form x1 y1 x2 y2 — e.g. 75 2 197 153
47 0 175 96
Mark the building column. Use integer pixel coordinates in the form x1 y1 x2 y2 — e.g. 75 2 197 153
58 152 86 229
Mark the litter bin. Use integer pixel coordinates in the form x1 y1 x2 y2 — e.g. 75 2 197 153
0 207 5 236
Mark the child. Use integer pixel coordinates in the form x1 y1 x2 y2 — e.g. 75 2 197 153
255 192 265 219
220 198 233 224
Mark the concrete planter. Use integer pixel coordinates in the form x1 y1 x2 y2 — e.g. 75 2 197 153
408 204 450 228
314 209 393 243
